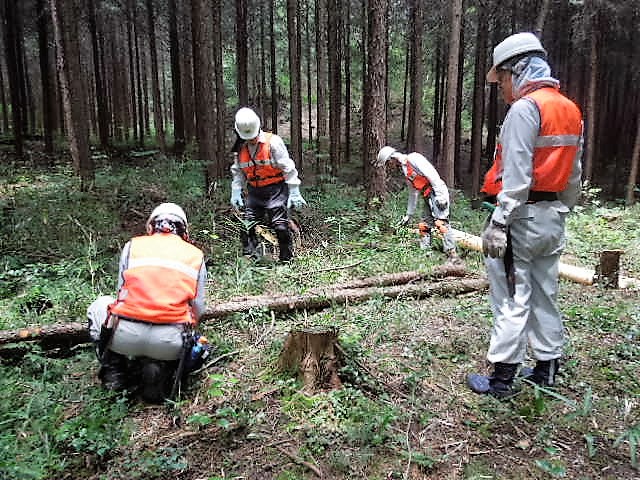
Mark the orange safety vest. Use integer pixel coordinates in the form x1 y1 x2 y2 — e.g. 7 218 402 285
481 87 582 196
109 233 204 325
238 133 285 188
405 162 433 197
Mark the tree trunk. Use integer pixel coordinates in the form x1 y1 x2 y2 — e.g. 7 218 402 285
406 0 423 153
269 0 278 133
88 0 109 149
191 0 217 186
3 0 25 157
287 0 303 171
363 0 387 202
583 4 599 184
315 0 328 144
626 112 640 206
470 4 487 197
236 0 248 106
126 0 138 145
36 0 54 155
343 0 351 162
145 0 165 150
50 0 93 189
442 0 462 187
327 0 341 173
212 0 226 179
0 55 8 133
169 0 185 153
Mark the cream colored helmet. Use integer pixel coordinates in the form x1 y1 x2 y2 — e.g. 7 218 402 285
377 146 397 167
234 107 261 140
146 202 188 234
487 32 546 83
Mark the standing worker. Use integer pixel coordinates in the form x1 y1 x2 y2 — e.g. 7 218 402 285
377 146 463 267
87 203 208 403
467 32 583 398
230 107 307 262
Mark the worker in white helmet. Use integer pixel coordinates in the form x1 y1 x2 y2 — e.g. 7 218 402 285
86 203 208 403
467 32 583 398
377 146 463 267
230 107 306 262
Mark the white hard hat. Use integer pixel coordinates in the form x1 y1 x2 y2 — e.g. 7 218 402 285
146 202 188 231
487 32 546 83
377 146 397 166
234 107 261 140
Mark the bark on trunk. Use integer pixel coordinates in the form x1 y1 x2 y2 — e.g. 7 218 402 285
279 327 343 391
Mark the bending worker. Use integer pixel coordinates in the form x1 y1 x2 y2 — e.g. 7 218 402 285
87 203 207 403
467 32 583 398
377 146 462 267
230 107 307 262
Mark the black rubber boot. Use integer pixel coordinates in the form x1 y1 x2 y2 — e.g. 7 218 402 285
275 227 294 262
467 362 520 399
140 360 172 404
98 350 128 391
241 228 259 258
520 359 560 387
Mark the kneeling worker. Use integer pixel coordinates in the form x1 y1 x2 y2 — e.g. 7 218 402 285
87 202 208 403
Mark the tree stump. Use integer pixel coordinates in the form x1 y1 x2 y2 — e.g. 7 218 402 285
279 327 343 392
597 249 624 288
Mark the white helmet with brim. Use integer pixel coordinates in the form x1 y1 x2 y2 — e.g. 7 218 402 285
487 32 546 83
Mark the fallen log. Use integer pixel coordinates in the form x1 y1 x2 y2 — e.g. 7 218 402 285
0 277 488 349
200 277 488 321
451 228 640 289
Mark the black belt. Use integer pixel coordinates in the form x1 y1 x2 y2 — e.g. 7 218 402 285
527 191 558 202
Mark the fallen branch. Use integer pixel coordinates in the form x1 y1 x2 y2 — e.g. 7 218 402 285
274 446 323 478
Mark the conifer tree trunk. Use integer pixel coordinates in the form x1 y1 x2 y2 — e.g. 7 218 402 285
583 4 599 184
126 0 138 145
36 0 54 154
212 0 226 178
287 0 303 171
442 0 462 187
169 0 185 153
470 4 487 197
327 0 341 173
50 0 93 189
626 112 640 206
236 0 248 107
315 0 328 144
0 59 8 133
406 0 423 153
269 0 278 133
191 0 217 187
3 0 24 157
363 0 387 202
343 0 351 162
145 0 165 150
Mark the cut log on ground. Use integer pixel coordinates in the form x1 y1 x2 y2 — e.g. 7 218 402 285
0 276 488 351
200 277 488 321
279 327 343 392
451 228 640 289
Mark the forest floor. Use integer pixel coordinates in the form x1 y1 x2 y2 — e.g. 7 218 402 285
0 146 639 480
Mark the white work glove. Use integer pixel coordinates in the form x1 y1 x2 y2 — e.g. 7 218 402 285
230 187 244 209
434 196 448 211
287 186 307 209
397 214 412 227
481 220 507 258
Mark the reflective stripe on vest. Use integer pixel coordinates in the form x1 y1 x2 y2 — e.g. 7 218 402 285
109 233 204 325
481 87 582 196
238 133 285 187
405 162 432 197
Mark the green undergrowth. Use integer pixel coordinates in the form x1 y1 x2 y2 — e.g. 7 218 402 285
1 154 639 479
